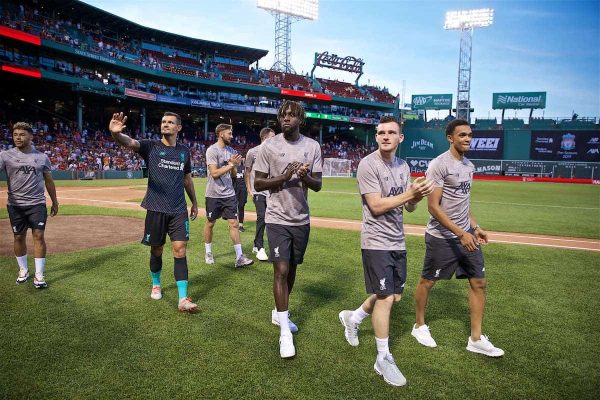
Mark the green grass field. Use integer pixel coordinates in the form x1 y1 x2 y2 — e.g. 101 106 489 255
10 177 594 238
114 175 600 241
1 202 599 399
1 178 599 398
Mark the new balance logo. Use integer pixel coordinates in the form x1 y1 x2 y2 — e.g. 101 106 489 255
17 166 36 175
482 267 486 272
379 278 386 291
145 233 150 242
434 269 441 278
12 226 17 232
274 247 280 258
37 222 45 226
208 212 213 218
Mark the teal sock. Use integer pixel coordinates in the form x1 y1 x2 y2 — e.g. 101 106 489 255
151 271 161 286
176 280 188 300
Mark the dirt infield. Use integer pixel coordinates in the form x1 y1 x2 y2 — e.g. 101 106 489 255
0 215 142 256
1 185 599 253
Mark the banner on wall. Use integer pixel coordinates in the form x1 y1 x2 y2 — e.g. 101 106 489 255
530 131 600 162
468 130 504 159
411 94 452 110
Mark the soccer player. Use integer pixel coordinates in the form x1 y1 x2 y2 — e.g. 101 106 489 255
109 112 199 313
0 122 58 289
254 100 323 358
203 123 253 268
233 157 247 232
244 127 275 261
411 119 504 357
338 116 433 386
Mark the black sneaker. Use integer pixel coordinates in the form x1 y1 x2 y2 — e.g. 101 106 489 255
239 225 245 232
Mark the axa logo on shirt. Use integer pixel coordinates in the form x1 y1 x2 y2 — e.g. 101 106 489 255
454 181 471 194
388 186 404 197
17 165 36 175
470 138 500 151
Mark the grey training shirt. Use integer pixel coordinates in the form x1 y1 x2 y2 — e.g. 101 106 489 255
425 150 474 239
0 147 50 206
253 133 322 226
357 151 411 250
205 143 237 198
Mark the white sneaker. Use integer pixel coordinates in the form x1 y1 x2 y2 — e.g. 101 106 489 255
374 354 407 386
252 247 259 255
467 335 504 357
33 275 48 289
279 333 295 358
150 285 162 300
338 310 359 346
411 324 437 348
16 269 29 284
205 252 215 265
272 309 298 333
256 248 269 261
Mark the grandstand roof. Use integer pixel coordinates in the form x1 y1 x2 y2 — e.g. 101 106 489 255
44 0 269 62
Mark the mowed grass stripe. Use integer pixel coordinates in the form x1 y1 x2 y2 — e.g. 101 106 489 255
0 205 598 399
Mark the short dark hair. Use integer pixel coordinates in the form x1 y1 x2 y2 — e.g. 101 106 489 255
215 123 233 135
445 119 469 136
12 122 33 134
277 100 305 126
259 127 275 141
163 111 181 125
377 115 401 131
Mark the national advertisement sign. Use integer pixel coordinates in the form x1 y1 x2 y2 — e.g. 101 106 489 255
468 130 504 159
530 131 600 162
411 94 452 110
493 92 546 109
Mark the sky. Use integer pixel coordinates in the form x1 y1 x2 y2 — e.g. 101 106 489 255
82 0 599 120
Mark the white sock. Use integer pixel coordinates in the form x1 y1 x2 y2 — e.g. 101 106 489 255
35 258 46 278
16 255 28 271
205 243 212 253
278 310 291 335
376 336 390 358
351 306 370 325
233 244 242 260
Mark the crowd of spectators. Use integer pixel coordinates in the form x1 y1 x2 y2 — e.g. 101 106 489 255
0 1 397 104
1 117 376 174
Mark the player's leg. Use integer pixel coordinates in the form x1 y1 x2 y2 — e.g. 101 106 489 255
169 212 197 313
28 205 49 288
468 277 486 340
224 196 252 267
142 211 167 299
204 197 221 264
236 186 247 232
8 205 30 283
414 277 435 327
252 195 268 260
268 224 295 357
364 250 406 386
459 243 503 356
339 294 376 347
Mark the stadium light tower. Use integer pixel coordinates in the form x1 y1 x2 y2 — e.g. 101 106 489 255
258 0 319 73
444 8 494 122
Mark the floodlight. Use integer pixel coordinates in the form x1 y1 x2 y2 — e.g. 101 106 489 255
257 0 319 21
444 8 494 122
258 0 319 73
444 8 494 30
